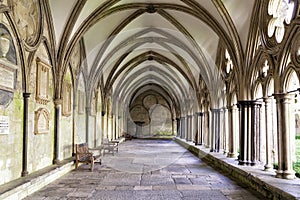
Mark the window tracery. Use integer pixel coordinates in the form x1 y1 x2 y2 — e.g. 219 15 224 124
267 0 295 43
225 49 233 74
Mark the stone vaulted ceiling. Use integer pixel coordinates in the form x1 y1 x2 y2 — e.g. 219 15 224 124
49 0 256 115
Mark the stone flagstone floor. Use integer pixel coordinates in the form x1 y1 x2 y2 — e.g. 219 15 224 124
25 139 262 200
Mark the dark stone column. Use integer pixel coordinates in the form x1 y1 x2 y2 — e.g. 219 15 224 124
102 111 106 143
199 112 204 145
238 100 261 165
195 113 200 145
21 93 30 177
54 99 62 164
238 101 251 165
86 106 90 146
216 109 221 152
274 93 296 179
176 118 180 137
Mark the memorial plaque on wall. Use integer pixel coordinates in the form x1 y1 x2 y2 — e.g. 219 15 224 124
34 108 50 134
0 115 9 134
0 59 17 107
0 24 18 107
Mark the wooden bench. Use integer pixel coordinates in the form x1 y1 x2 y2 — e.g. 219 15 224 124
102 138 119 156
75 143 101 171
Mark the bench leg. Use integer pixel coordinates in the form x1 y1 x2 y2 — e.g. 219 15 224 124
75 159 79 170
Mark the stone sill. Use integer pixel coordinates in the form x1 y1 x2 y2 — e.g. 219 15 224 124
175 137 300 200
0 159 75 200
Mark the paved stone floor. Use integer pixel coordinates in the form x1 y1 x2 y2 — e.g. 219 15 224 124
25 139 262 200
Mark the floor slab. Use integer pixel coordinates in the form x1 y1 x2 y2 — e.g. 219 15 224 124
25 139 262 200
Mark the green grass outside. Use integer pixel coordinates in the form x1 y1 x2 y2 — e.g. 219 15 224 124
294 139 300 178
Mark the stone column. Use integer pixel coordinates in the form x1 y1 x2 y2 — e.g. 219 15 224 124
264 97 273 171
72 103 77 156
176 118 180 137
54 99 62 164
85 106 90 146
195 112 200 145
101 111 106 143
180 117 185 139
222 107 229 154
187 115 193 141
21 93 30 177
182 117 186 140
227 105 238 158
250 101 261 166
274 93 296 179
238 101 251 165
135 121 144 137
210 109 220 152
199 112 204 145
204 111 210 148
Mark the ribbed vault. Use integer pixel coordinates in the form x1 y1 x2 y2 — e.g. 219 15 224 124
48 0 256 122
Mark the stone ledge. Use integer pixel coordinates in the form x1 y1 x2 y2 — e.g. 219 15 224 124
0 160 75 200
175 137 300 200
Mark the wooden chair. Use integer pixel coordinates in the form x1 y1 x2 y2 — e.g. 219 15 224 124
75 143 101 171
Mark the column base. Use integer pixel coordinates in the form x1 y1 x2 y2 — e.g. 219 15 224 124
275 170 283 178
21 171 28 177
238 160 247 165
227 152 237 158
264 164 273 171
53 159 61 165
283 170 296 180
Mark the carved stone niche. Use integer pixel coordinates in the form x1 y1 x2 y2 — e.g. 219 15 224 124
0 25 18 107
34 108 50 135
36 58 51 105
62 82 72 116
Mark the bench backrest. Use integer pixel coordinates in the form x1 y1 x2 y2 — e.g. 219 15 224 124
76 143 89 152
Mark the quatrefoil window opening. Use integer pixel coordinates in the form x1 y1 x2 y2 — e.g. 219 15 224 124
267 0 295 43
225 49 233 74
262 60 269 78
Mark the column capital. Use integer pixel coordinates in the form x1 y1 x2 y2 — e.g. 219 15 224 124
86 106 91 115
273 93 292 100
210 108 220 112
101 111 106 116
196 112 203 116
53 98 63 106
23 92 31 98
263 97 272 103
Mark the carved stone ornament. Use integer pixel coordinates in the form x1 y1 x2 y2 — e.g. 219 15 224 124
36 58 51 105
12 0 41 45
34 108 50 134
78 90 85 114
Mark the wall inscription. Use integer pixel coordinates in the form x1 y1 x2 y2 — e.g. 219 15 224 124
0 115 9 134
0 59 17 92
